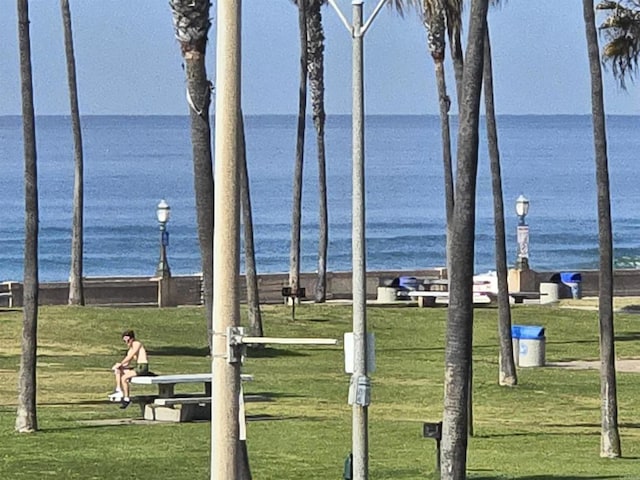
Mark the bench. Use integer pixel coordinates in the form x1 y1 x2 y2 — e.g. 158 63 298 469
408 291 493 308
153 396 211 407
509 292 544 304
130 373 253 422
0 292 12 307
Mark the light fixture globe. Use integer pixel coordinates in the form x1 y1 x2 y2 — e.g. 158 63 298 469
156 199 171 224
515 195 529 218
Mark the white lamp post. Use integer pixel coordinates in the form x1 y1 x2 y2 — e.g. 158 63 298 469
327 1 388 478
155 199 171 278
515 195 530 270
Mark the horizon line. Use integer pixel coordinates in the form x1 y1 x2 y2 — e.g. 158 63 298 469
2 112 639 118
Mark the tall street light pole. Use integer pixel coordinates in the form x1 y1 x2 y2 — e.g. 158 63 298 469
328 1 387 478
351 2 368 479
212 1 242 479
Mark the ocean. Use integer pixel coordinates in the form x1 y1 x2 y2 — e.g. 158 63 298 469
1 114 639 282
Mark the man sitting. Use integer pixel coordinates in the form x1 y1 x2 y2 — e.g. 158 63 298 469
109 330 150 409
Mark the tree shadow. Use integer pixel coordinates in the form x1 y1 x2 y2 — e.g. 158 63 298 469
614 331 640 342
38 399 110 407
619 305 640 314
244 391 306 401
245 347 308 358
544 421 640 430
547 339 598 346
147 346 210 357
470 475 624 480
42 412 319 433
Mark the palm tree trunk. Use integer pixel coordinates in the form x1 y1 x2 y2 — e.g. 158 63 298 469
441 0 488 476
448 31 464 112
582 0 621 458
307 2 328 303
239 113 264 339
187 59 215 350
170 0 215 352
445 0 464 112
483 24 517 386
61 0 85 306
16 0 39 434
289 0 308 303
435 60 455 231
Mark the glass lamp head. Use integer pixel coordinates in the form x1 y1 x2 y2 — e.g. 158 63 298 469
156 199 171 224
515 195 529 217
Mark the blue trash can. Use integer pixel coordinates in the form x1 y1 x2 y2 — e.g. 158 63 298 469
560 272 582 299
511 325 545 367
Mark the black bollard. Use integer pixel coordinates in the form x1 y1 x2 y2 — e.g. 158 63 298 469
422 421 443 475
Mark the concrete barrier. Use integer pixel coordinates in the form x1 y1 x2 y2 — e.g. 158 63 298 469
3 267 640 307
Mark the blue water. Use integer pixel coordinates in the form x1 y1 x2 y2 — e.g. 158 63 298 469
1 114 640 282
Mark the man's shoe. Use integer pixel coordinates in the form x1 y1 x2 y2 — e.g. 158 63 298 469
119 399 131 409
108 391 123 402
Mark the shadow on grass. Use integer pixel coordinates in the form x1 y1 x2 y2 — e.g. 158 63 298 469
147 346 210 357
32 390 305 408
42 413 314 433
546 339 598 346
614 331 640 341
471 476 624 480
38 399 111 407
245 347 308 359
244 391 307 401
543 421 640 430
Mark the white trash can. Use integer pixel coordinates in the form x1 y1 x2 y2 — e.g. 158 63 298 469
376 286 397 303
515 325 546 367
539 283 559 304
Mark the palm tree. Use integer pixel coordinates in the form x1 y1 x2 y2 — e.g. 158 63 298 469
15 0 40 434
239 113 264 340
445 0 464 107
422 0 455 232
440 0 489 477
307 0 330 303
289 0 308 306
583 0 622 458
60 0 85 306
169 0 215 348
483 22 517 387
598 0 640 88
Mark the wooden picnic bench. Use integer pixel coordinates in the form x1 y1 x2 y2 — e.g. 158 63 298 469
130 373 253 422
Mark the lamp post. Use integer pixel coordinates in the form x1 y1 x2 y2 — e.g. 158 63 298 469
515 195 530 270
327 2 387 478
155 199 171 278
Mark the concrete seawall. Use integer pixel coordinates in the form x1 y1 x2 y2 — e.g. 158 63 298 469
2 268 640 307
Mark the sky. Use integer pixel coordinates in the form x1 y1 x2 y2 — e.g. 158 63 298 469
0 1 639 116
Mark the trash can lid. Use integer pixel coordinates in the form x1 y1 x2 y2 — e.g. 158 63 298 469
560 272 582 284
512 325 545 339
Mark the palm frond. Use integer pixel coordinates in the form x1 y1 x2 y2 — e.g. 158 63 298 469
386 0 421 18
169 0 212 53
598 0 640 87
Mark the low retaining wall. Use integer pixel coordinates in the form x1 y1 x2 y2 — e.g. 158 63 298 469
1 268 640 307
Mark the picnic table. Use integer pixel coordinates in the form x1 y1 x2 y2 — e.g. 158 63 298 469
408 290 493 307
130 373 253 422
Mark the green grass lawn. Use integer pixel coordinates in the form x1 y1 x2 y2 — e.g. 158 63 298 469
1 303 640 479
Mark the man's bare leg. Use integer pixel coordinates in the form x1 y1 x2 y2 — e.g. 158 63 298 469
120 370 137 408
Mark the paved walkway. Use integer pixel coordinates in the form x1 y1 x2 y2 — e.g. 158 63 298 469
547 358 640 373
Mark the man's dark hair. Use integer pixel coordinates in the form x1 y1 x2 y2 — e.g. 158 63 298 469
122 330 135 339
